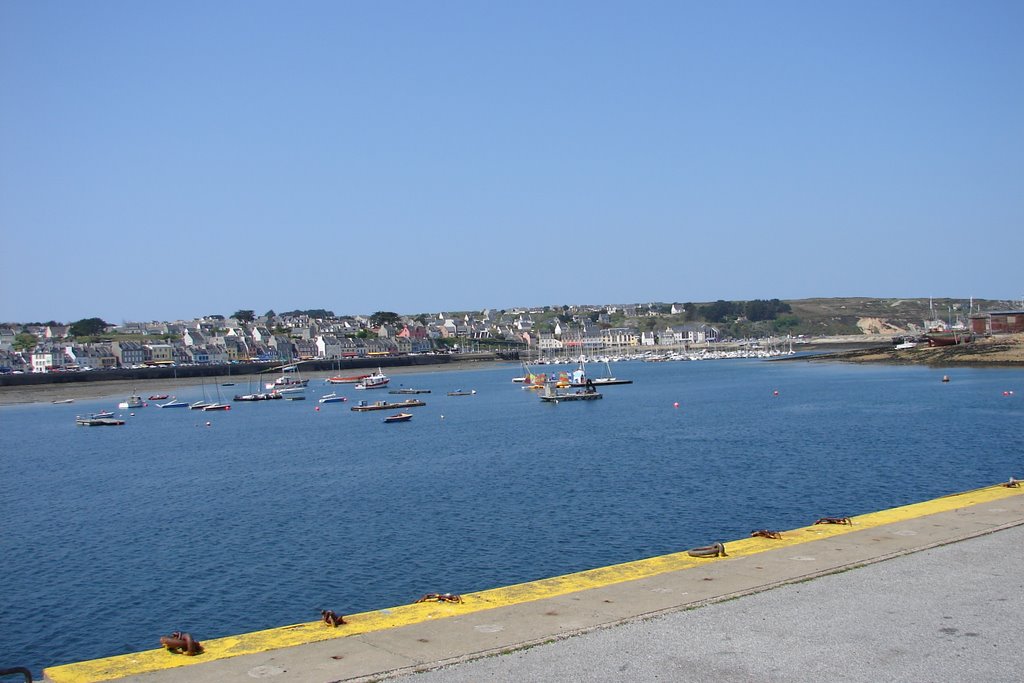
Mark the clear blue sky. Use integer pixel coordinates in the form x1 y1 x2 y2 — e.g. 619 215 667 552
2 1 1022 324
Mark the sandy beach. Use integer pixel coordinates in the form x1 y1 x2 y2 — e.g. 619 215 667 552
0 359 516 407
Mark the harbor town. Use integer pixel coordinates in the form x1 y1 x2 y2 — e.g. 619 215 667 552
3 298 1023 387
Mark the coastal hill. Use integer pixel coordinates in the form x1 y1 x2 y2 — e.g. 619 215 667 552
781 297 1006 336
601 296 1018 339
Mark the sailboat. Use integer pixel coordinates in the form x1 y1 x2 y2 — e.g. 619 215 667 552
202 381 231 411
191 377 213 410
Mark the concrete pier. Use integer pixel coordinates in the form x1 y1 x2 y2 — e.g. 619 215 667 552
43 482 1024 682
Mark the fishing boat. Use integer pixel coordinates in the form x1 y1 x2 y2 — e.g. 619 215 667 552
157 397 189 408
924 330 973 347
354 369 390 390
447 389 477 396
319 393 347 404
383 412 413 423
118 395 144 409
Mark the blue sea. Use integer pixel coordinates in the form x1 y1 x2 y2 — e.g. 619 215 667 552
2 359 1022 677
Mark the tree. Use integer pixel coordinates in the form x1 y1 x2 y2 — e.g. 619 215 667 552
232 310 255 323
13 332 37 352
264 309 276 319
699 300 739 323
69 317 109 337
370 311 401 328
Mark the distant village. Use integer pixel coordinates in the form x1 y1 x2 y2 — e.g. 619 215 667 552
0 304 723 374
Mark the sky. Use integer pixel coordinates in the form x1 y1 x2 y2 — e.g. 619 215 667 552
2 1 1022 324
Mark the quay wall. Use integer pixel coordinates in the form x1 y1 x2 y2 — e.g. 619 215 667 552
0 352 518 389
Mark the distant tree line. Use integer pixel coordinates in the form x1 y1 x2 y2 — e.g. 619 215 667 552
696 299 792 323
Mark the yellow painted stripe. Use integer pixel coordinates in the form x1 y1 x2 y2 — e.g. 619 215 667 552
45 483 1023 683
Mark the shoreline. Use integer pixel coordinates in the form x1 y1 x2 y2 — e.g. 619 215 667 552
5 333 1023 406
0 359 516 407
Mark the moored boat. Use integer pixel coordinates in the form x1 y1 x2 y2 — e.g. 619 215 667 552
319 393 347 403
539 382 603 402
351 398 426 412
326 374 371 385
273 385 306 398
447 389 476 396
76 416 125 426
569 357 633 387
354 369 390 390
148 394 169 401
118 394 144 409
383 412 413 423
233 392 282 402
157 398 189 408
924 330 973 347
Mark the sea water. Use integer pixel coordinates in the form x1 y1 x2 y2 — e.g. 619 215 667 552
1 359 1021 676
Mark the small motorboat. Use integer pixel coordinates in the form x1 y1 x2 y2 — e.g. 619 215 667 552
148 394 169 401
157 398 189 408
383 412 413 423
447 389 477 396
91 411 115 419
319 393 347 403
52 398 75 404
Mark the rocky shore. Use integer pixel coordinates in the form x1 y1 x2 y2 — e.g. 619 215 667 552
798 332 1024 367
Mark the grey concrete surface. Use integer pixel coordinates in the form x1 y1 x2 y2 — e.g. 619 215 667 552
406 523 1024 683
49 494 1024 683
